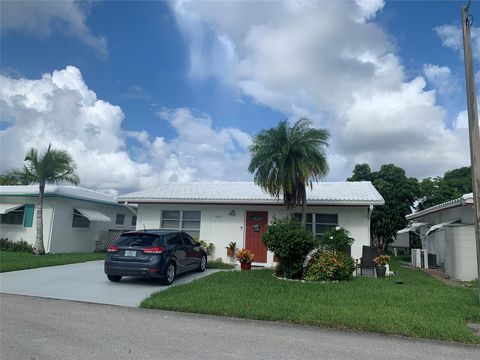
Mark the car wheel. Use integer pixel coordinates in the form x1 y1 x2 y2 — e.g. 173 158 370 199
161 263 176 285
197 255 207 272
107 275 122 282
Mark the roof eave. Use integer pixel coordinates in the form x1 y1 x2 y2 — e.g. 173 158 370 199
406 200 462 220
117 198 384 206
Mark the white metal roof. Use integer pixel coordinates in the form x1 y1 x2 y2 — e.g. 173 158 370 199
0 185 118 205
118 181 384 206
406 193 474 220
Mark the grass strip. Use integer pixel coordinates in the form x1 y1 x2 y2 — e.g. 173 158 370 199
0 251 106 272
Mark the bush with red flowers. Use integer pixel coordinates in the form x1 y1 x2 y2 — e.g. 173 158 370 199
303 249 355 282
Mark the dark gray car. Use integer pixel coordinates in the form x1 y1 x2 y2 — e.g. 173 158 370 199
104 230 207 285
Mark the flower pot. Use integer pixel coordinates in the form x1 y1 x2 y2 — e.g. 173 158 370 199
240 262 252 271
376 266 386 278
227 248 234 257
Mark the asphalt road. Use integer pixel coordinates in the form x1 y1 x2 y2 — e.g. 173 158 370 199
1 294 479 360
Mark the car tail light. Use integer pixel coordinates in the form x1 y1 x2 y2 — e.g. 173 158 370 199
143 246 164 254
107 245 119 252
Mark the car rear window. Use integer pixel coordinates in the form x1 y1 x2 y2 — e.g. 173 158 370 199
115 233 162 247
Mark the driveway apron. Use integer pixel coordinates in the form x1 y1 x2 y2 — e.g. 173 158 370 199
0 260 219 307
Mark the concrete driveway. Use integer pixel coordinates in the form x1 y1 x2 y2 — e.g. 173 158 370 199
0 260 219 307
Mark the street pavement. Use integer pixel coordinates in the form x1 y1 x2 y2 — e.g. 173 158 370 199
0 260 219 306
1 294 478 360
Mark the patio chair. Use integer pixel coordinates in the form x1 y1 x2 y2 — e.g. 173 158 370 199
356 245 378 277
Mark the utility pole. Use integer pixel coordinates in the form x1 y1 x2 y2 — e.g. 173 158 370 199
461 0 480 299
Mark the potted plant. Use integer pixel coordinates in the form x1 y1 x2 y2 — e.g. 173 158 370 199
236 248 254 270
373 254 390 278
226 242 236 257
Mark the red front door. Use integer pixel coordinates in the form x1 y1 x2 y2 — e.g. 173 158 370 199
245 211 268 263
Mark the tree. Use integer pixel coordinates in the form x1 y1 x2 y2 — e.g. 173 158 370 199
5 145 79 254
248 118 329 227
348 164 419 253
417 166 472 210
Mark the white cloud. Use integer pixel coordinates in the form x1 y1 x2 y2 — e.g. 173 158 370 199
354 0 385 22
171 0 472 180
0 67 253 193
455 110 468 129
422 64 457 95
0 0 107 58
434 23 480 60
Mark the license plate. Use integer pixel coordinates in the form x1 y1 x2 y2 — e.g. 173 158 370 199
124 250 137 257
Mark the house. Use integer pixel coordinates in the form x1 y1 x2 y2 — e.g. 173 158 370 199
396 193 478 281
117 181 384 265
0 185 136 253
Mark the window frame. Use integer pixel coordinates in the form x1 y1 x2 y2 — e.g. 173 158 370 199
115 213 125 225
294 212 338 238
72 209 90 229
131 215 137 227
0 206 25 226
161 210 200 237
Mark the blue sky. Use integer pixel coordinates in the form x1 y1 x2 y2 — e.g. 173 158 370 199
0 1 476 193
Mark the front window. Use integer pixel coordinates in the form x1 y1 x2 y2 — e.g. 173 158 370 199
72 209 90 228
161 210 200 237
115 213 125 225
131 215 137 226
1 206 25 225
294 213 338 238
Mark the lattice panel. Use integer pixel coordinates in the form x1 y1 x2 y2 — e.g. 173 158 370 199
96 230 124 251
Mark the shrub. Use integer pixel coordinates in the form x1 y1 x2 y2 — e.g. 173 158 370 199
0 238 34 253
303 249 356 282
262 216 319 279
194 237 215 255
320 226 354 254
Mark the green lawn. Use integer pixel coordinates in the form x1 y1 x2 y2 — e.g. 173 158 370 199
141 260 480 344
0 251 106 272
0 251 234 273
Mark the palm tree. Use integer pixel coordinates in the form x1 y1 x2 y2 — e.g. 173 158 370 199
248 118 329 228
5 145 79 254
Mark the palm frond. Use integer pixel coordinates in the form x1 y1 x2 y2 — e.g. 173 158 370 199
249 118 329 210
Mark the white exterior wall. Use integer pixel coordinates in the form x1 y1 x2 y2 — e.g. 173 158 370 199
0 195 54 250
408 205 478 280
414 206 473 228
136 203 370 265
445 225 478 281
49 197 135 253
1 195 135 253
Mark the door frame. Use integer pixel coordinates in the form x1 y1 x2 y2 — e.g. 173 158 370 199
244 210 269 263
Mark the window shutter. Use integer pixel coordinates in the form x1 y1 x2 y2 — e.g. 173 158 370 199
23 204 35 227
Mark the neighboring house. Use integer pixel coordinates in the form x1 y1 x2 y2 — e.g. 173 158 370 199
117 181 384 265
0 185 136 253
396 193 478 281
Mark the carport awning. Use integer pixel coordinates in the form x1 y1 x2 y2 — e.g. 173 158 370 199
426 220 460 237
0 203 24 214
75 208 111 222
396 222 429 235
